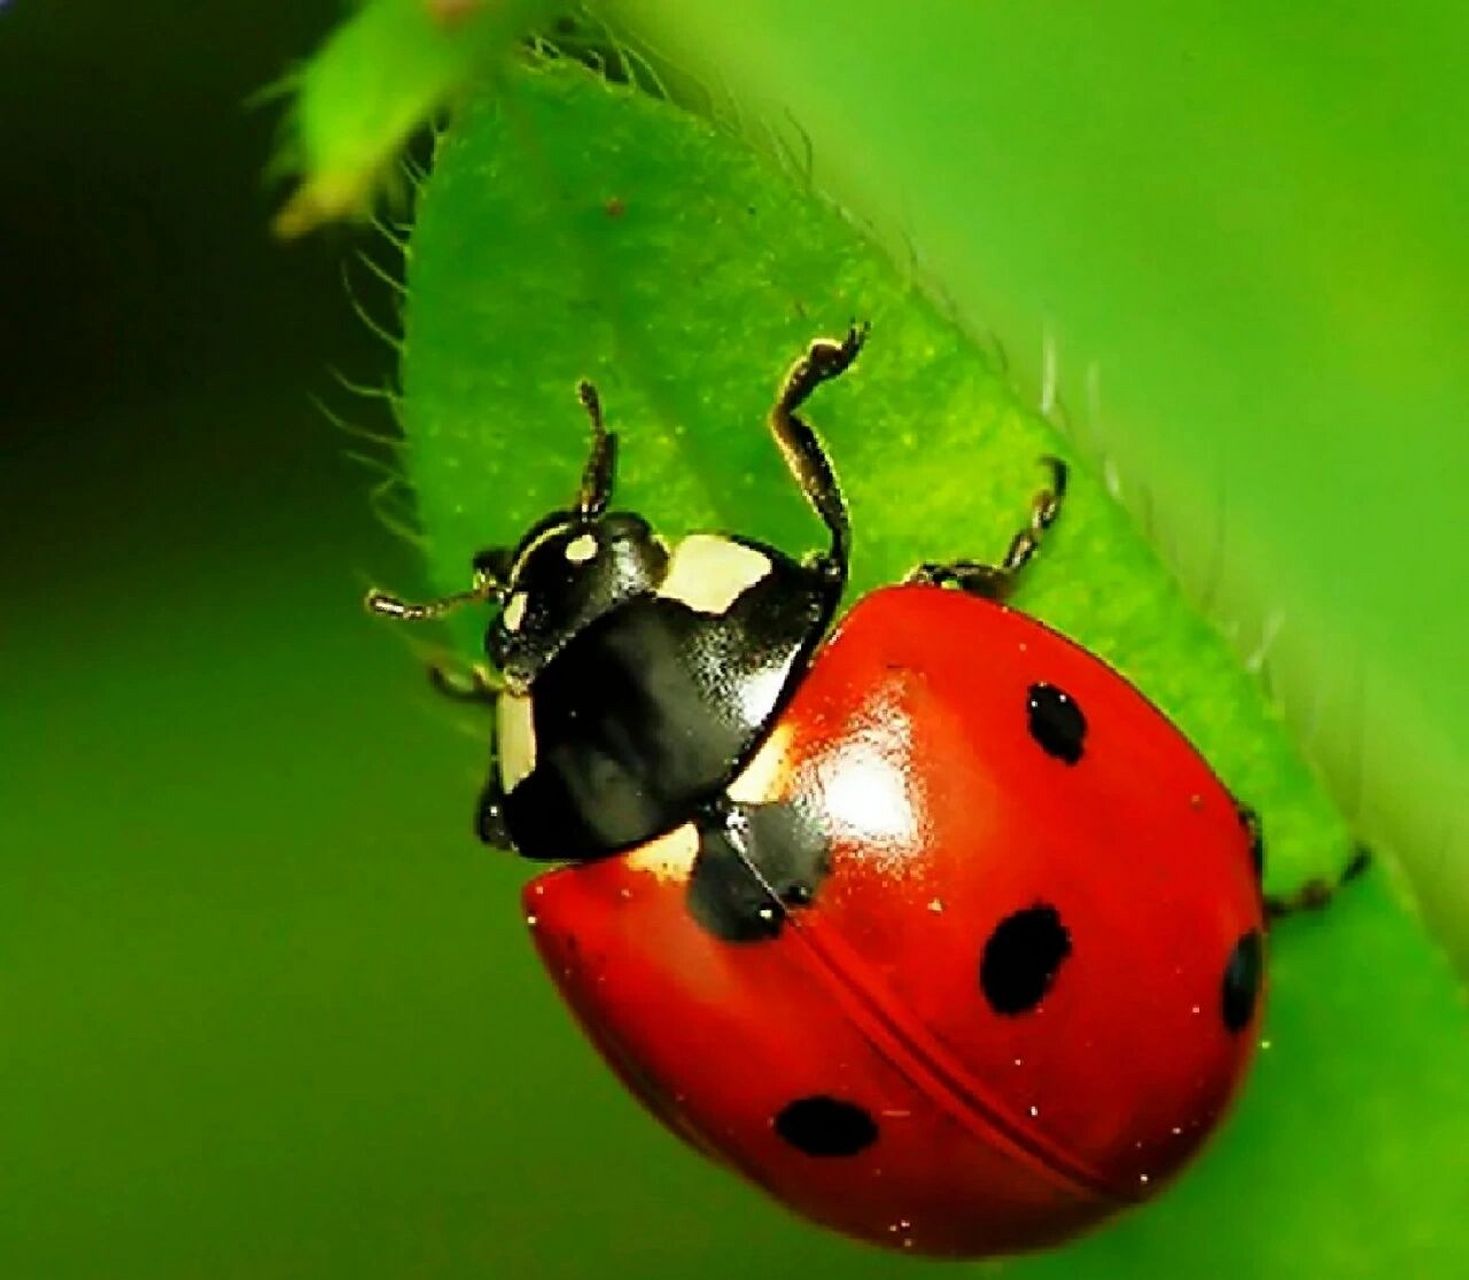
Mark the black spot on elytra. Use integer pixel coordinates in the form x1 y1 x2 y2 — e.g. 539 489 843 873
1026 683 1086 764
685 798 830 943
1221 930 1263 1033
774 1096 879 1157
1237 802 1264 881
980 904 1072 1015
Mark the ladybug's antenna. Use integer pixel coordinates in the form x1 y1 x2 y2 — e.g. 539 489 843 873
364 565 503 622
575 380 618 519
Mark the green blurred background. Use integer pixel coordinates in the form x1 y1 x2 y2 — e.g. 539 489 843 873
4 4 1465 1278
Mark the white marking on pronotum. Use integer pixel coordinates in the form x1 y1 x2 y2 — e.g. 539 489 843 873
657 534 770 614
625 821 700 883
497 691 537 789
564 532 597 563
502 592 528 633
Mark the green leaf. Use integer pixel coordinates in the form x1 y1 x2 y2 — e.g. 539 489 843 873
396 61 1468 1275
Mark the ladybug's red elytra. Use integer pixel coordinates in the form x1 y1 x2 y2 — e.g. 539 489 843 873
368 328 1270 1258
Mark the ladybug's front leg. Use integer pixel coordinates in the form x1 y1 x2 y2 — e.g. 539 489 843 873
475 772 512 849
908 456 1069 601
421 660 515 849
433 665 514 849
431 669 514 849
770 324 868 582
427 660 502 705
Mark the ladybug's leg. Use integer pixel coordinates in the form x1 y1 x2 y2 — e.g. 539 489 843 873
432 671 514 848
427 660 503 705
997 456 1069 576
1235 800 1267 884
1265 845 1372 922
419 660 513 847
905 559 1009 599
908 456 1069 600
476 771 512 848
1239 792 1374 922
770 324 868 581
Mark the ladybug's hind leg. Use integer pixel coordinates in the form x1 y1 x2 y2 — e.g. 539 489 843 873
1235 797 1371 923
1265 845 1372 922
770 325 868 583
908 457 1069 601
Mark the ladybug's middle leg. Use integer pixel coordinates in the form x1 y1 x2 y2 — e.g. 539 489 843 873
428 660 502 705
769 324 868 582
908 456 1069 601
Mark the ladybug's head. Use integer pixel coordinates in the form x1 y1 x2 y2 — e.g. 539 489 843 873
478 381 668 689
483 508 667 687
364 381 668 687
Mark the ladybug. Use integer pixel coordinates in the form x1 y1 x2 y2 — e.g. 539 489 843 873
368 327 1267 1258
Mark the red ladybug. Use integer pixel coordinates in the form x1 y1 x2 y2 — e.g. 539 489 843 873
369 327 1266 1258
